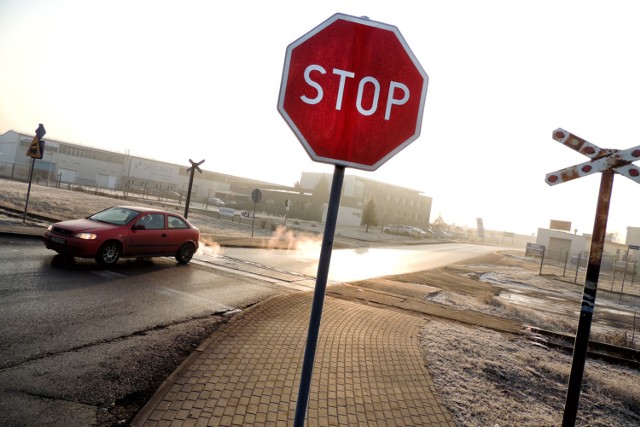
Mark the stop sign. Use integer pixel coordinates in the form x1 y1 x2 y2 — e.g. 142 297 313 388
278 13 429 171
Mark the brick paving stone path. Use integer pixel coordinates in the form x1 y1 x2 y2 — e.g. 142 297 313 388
133 292 455 427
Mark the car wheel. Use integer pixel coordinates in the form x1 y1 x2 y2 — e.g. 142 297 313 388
96 241 121 266
176 243 195 264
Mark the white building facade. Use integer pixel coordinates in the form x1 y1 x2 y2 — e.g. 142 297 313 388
2 130 433 227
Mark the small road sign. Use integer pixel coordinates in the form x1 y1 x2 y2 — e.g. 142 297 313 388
251 188 262 203
278 13 428 171
186 158 204 173
26 124 46 159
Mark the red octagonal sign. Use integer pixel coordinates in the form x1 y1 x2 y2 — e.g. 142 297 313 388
278 13 429 171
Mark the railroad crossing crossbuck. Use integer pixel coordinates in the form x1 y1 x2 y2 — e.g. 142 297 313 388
545 127 640 427
545 128 640 185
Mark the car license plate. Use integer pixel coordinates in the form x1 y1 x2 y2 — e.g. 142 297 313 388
51 236 66 244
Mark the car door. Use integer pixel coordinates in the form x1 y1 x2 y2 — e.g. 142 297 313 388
127 213 169 256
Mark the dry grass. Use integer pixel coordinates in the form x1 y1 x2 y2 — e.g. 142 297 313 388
420 320 640 427
592 330 640 350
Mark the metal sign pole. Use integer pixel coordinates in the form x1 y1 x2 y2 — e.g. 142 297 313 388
184 159 204 219
250 189 262 238
22 158 36 223
294 165 345 427
184 167 195 218
251 201 257 238
563 170 614 426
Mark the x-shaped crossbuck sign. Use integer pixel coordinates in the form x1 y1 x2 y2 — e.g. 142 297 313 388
187 158 204 174
545 128 640 185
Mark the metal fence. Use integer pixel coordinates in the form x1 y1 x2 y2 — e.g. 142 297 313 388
0 161 30 181
533 248 639 295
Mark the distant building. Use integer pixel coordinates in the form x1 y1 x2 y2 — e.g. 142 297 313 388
627 227 640 263
300 172 432 228
627 227 640 246
1 130 433 226
536 228 588 262
536 226 634 266
0 130 293 211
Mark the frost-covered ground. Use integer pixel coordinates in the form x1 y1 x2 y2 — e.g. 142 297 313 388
0 178 423 248
420 319 639 426
417 258 640 426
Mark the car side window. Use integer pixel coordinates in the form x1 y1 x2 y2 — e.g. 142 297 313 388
168 216 189 229
147 214 165 230
136 213 165 230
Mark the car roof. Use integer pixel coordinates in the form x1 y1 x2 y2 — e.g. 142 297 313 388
114 206 168 213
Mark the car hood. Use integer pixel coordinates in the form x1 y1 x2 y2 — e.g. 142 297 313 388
52 218 120 233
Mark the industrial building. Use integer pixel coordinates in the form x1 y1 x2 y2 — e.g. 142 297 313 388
536 222 640 267
1 129 432 227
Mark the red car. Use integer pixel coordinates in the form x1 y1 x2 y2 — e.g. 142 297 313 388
43 206 200 266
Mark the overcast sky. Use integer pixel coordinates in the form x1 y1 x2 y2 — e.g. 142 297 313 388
1 0 639 240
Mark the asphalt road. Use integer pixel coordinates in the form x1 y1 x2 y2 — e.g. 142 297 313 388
218 242 507 282
0 235 283 426
0 233 503 426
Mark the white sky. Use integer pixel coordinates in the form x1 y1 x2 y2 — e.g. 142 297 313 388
1 0 639 240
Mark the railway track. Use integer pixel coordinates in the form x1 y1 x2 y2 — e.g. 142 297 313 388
526 326 640 369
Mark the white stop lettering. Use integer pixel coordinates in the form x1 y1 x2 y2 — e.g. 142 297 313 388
300 64 410 120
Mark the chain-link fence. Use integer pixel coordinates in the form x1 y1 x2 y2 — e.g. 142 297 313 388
522 247 639 348
529 248 639 297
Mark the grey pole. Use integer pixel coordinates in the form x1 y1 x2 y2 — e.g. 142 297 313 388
22 158 36 223
294 165 345 426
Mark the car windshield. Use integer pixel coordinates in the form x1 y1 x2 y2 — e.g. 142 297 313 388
89 207 140 225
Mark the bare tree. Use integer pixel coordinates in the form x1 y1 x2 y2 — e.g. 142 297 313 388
362 196 379 232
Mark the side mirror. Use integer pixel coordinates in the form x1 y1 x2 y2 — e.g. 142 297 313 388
132 224 146 230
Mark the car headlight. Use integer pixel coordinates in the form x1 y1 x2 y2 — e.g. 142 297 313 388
47 225 53 231
75 232 97 240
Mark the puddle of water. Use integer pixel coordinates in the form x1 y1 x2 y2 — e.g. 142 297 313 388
480 272 535 290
